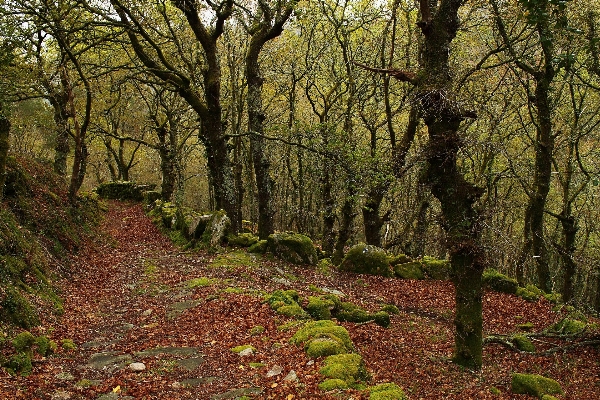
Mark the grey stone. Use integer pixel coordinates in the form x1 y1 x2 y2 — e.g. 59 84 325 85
266 365 283 378
86 352 132 370
284 370 298 382
238 347 254 357
129 362 146 372
175 357 204 371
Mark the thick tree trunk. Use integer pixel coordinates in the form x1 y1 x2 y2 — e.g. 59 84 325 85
363 187 385 247
247 46 275 239
417 0 484 370
0 106 10 199
559 214 578 303
333 179 357 265
321 154 336 255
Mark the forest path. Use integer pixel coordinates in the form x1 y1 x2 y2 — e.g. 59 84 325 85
1 201 598 399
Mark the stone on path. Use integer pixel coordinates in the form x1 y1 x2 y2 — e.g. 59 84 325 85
266 365 284 378
129 362 146 372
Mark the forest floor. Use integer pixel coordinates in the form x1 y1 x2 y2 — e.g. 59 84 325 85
0 200 599 399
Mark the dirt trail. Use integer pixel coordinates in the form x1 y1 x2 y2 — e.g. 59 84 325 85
1 201 598 399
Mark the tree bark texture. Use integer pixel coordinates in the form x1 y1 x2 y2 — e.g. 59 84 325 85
0 105 10 200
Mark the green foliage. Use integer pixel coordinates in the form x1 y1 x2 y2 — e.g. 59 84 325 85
249 326 265 336
265 290 309 318
339 243 392 277
35 336 57 357
511 373 563 398
516 284 543 302
267 232 318 265
483 269 519 294
368 383 408 400
548 311 588 335
489 386 502 395
381 304 400 315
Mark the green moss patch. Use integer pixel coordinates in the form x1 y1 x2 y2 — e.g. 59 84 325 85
290 320 354 355
368 383 408 400
228 233 259 247
319 353 369 387
96 181 155 201
230 345 256 354
306 296 337 320
185 277 218 289
483 269 518 294
339 244 392 277
511 334 535 352
511 373 563 398
393 261 425 280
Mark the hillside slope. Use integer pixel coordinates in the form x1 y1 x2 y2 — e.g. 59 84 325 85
0 156 101 330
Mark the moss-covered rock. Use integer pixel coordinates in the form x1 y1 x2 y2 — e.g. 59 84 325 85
511 334 535 352
548 311 588 335
420 256 452 280
12 331 35 353
511 373 563 398
265 290 309 319
318 378 349 391
394 261 424 280
336 302 390 328
483 269 519 294
306 337 349 358
368 383 408 400
290 320 354 354
381 304 400 315
202 210 231 247
319 353 369 386
142 190 162 205
267 233 318 265
228 233 259 247
339 244 392 277
306 296 337 320
248 240 268 254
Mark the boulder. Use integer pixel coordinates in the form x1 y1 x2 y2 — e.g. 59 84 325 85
267 233 318 265
338 243 392 277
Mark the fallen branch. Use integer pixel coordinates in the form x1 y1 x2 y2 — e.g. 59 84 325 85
352 61 418 84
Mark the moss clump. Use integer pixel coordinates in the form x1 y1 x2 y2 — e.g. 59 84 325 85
368 383 407 400
5 352 32 376
265 290 309 319
511 373 563 398
0 287 40 329
230 345 256 354
517 322 535 331
248 240 268 254
61 339 77 351
249 326 265 336
277 304 310 318
339 244 392 277
290 320 354 354
373 311 391 328
483 269 518 294
35 336 57 357
548 311 588 335
336 302 390 328
306 296 336 320
394 261 425 280
306 337 349 358
319 353 369 387
512 334 535 352
185 277 218 288
517 284 543 302
420 256 452 280
489 386 501 395
12 331 36 353
318 378 349 391
381 304 400 315
267 233 318 265
228 233 259 247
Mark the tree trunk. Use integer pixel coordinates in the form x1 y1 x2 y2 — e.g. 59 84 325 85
559 214 578 302
333 179 357 265
0 105 10 200
247 44 275 239
363 187 385 247
417 0 484 370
